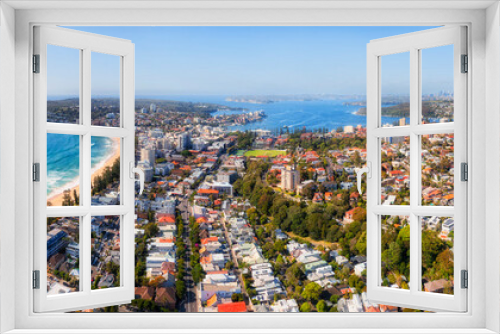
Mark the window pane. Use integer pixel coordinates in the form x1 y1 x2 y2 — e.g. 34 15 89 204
421 45 454 124
91 137 121 206
47 45 80 124
421 216 454 295
91 216 121 290
47 133 81 207
47 217 80 294
381 215 410 290
380 136 410 205
91 52 121 127
421 134 454 206
380 52 410 127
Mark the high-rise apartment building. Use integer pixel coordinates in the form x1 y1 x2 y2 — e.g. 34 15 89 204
150 103 157 113
281 164 300 192
176 133 190 151
140 147 156 166
344 125 354 133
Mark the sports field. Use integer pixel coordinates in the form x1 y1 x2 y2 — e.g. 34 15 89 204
244 149 287 157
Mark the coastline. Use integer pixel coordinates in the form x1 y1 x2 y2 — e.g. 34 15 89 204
47 138 121 206
354 107 366 116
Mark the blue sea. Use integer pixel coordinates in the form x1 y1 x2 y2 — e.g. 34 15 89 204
47 134 116 196
138 95 407 132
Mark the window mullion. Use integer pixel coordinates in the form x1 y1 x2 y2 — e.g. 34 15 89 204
81 213 91 294
82 48 91 209
409 47 420 294
82 48 92 295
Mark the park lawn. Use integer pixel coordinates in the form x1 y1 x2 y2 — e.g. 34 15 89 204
285 231 338 250
234 150 246 156
244 149 287 157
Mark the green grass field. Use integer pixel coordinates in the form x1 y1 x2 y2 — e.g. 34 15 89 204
244 149 287 157
233 150 246 156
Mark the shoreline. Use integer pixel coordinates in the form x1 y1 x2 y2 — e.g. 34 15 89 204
47 138 121 206
354 107 366 116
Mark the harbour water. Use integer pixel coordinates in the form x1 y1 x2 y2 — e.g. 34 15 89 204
140 95 405 132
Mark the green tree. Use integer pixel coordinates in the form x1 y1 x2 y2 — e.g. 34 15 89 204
231 293 244 302
181 150 192 158
301 282 322 302
192 263 205 284
316 300 327 312
330 295 339 304
175 280 186 300
299 302 312 312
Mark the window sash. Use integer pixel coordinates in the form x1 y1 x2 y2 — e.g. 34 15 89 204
366 26 467 312
32 25 136 313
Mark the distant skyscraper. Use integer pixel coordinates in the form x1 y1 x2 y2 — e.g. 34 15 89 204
150 103 157 113
344 125 354 133
140 147 156 166
399 118 406 126
281 164 300 192
161 138 174 150
176 133 189 151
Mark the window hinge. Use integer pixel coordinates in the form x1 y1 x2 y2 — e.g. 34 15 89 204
461 270 468 289
33 163 40 182
33 54 40 73
461 54 468 73
33 270 40 289
461 162 468 182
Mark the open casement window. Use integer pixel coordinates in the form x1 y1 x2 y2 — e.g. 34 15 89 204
365 26 467 312
33 26 136 312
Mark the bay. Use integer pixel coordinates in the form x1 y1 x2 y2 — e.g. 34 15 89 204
138 95 407 132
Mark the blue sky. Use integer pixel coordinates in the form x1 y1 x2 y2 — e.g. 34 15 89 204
48 26 453 97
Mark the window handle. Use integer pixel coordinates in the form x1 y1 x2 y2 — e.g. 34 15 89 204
129 162 145 195
356 162 371 195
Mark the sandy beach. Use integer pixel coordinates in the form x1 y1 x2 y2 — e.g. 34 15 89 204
47 138 121 207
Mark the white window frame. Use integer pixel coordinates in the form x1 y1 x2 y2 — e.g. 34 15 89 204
32 26 136 312
365 26 467 312
0 2 499 334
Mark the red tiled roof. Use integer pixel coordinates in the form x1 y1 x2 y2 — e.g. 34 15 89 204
201 236 219 245
158 216 176 224
217 301 247 313
198 189 219 195
206 293 218 307
161 262 175 275
157 238 174 243
206 270 228 275
380 304 398 312
135 287 155 300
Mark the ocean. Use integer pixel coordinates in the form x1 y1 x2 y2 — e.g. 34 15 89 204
138 95 407 132
47 134 115 196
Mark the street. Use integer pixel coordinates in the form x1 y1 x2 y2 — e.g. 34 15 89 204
221 214 254 312
177 197 198 312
